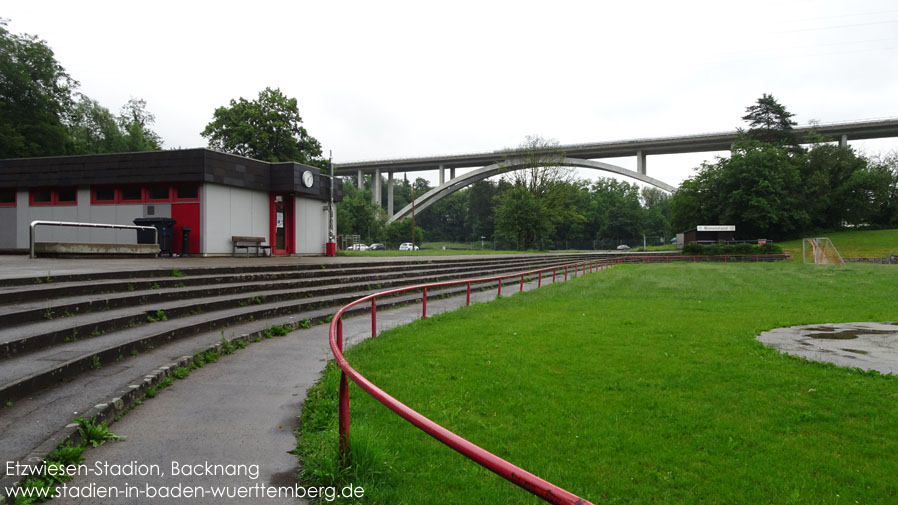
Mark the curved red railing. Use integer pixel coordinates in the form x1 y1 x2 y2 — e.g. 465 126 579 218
326 253 787 504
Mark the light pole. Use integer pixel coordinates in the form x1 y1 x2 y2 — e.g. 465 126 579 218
481 236 485 249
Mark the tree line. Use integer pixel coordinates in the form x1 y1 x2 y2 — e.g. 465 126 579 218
1 19 162 158
670 94 898 239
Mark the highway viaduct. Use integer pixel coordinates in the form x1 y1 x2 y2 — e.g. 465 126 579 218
333 118 898 223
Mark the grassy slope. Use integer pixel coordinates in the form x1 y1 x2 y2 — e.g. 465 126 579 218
298 263 898 504
779 229 898 259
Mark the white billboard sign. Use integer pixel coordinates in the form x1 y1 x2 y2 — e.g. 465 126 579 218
697 225 735 232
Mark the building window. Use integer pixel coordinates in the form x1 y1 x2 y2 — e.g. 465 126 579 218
175 184 198 201
147 185 171 202
0 189 15 207
29 187 77 206
120 186 143 202
57 188 77 204
31 189 52 204
92 187 116 204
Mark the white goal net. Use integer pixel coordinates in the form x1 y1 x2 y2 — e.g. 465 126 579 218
802 237 844 265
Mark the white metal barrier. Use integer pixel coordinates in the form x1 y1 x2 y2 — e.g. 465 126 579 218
29 220 159 259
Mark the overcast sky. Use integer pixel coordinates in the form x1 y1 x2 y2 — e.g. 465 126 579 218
5 0 898 187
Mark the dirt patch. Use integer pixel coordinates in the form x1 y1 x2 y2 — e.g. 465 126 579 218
756 322 898 375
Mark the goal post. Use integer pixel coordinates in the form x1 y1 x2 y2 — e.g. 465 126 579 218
802 237 844 265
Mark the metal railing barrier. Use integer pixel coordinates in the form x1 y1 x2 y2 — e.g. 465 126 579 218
29 220 158 259
325 252 790 503
329 259 608 505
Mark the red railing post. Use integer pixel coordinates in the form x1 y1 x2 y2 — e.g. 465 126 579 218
564 266 568 281
371 299 377 338
466 282 471 306
337 318 350 460
724 255 728 263
538 271 542 287
520 274 524 292
552 268 556 283
422 287 427 319
498 278 503 297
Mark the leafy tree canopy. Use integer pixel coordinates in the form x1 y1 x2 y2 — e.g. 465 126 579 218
0 19 162 157
201 87 325 168
0 18 76 157
741 93 797 145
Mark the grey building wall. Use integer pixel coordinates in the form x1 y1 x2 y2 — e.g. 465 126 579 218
202 183 269 255
295 197 327 254
0 206 17 249
13 188 169 248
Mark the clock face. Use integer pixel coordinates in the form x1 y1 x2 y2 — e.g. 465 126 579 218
302 170 314 188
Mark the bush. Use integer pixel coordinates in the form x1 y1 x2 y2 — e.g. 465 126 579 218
681 242 783 256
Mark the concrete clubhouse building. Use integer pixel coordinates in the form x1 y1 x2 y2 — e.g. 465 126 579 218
0 149 341 256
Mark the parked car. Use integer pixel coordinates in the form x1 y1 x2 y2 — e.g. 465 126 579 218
399 242 419 251
369 243 386 251
348 243 368 251
616 244 631 250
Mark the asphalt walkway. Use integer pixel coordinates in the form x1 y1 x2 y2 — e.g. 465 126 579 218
56 274 563 504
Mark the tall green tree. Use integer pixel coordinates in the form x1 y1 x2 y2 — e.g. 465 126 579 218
201 87 325 167
118 98 162 151
67 94 125 154
494 186 553 250
0 19 76 158
741 93 797 145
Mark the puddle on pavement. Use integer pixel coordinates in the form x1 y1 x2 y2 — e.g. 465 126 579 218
805 328 896 340
842 348 870 355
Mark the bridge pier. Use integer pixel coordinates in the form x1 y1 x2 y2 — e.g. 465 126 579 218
840 134 848 148
373 169 382 206
357 170 363 189
387 172 394 217
450 168 456 180
637 150 646 175
439 164 445 185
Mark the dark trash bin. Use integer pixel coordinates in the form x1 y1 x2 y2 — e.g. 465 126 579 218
134 217 176 256
181 227 191 257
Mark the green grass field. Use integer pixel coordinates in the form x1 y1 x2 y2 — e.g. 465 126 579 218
297 262 898 504
779 229 898 259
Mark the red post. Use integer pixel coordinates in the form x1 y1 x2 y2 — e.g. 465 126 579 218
564 266 568 281
724 255 728 263
337 318 350 460
538 271 542 287
371 299 377 338
498 278 503 297
755 255 759 262
666 256 669 263
552 268 556 283
520 274 524 292
466 282 471 306
422 287 428 319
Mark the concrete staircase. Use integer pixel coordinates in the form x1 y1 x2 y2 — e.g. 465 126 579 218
0 254 605 485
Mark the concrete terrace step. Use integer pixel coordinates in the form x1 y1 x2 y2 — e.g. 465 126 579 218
0 257 595 405
0 255 581 304
0 257 597 484
0 256 582 356
0 255 568 323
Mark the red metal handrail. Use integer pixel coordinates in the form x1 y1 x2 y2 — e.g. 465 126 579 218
326 253 788 504
329 259 604 505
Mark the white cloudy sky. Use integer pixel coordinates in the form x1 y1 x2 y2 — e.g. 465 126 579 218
5 0 898 187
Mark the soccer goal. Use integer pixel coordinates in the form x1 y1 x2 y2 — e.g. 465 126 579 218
802 237 844 265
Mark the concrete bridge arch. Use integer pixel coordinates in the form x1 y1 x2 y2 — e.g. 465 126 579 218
387 157 676 224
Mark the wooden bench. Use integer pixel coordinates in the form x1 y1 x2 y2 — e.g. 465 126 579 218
231 236 271 257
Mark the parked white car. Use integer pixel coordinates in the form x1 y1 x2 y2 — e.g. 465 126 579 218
398 242 419 251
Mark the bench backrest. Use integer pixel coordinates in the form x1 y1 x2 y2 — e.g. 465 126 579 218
231 236 266 243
